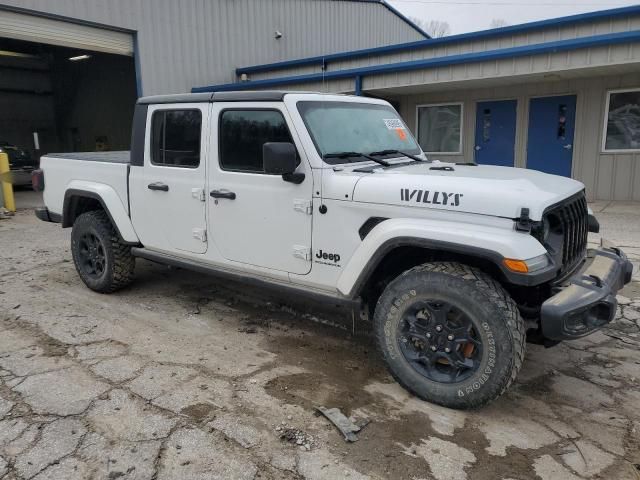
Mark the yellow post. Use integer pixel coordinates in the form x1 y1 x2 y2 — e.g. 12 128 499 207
0 152 16 212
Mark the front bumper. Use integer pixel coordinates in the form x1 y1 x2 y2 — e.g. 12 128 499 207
540 241 633 340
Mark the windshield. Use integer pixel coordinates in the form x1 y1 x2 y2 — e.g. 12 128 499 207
297 101 422 164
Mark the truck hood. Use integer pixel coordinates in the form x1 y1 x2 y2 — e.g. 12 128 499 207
350 161 584 220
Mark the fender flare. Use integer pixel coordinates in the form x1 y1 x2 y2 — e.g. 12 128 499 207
338 217 554 297
62 184 139 244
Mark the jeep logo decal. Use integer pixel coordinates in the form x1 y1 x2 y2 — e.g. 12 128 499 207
314 249 341 268
316 250 340 263
400 189 463 207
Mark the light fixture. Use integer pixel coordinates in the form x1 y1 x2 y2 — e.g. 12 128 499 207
274 30 283 39
69 54 91 61
0 50 37 58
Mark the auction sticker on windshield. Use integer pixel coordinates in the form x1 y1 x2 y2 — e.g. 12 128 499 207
383 118 404 130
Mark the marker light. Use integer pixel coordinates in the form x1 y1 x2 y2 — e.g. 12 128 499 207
503 259 529 273
69 54 91 61
503 254 550 274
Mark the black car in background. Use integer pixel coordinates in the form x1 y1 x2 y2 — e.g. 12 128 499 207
0 141 37 186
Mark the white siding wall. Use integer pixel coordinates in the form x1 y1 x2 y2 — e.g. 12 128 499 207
397 73 640 201
0 0 424 95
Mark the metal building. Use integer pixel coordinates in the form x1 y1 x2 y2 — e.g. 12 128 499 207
0 0 425 159
198 6 640 202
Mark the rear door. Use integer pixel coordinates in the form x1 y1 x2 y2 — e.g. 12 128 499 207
207 104 313 274
129 103 209 254
474 100 517 167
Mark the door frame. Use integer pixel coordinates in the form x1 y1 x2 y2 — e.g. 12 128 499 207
472 97 518 166
524 92 578 177
205 101 314 276
128 101 211 255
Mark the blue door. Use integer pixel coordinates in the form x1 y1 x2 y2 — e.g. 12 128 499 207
527 95 576 177
474 100 517 167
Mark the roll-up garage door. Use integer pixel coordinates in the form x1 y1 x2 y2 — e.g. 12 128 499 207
0 10 133 56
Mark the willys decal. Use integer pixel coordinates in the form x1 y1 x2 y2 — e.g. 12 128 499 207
400 189 463 207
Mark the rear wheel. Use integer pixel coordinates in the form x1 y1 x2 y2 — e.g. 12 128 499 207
71 210 135 293
373 262 525 409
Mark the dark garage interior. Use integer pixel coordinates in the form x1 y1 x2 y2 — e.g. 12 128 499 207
0 37 137 166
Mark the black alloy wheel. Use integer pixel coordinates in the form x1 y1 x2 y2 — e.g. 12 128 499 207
77 232 107 279
397 300 482 383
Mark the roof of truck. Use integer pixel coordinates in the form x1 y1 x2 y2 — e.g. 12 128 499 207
137 90 344 105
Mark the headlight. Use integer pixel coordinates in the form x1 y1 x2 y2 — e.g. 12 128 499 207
525 253 550 272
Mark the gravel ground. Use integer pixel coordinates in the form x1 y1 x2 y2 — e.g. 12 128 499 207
0 192 639 480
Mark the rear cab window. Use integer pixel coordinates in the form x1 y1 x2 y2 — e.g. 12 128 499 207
151 109 202 168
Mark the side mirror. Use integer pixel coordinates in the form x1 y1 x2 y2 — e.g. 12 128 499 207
263 142 297 174
263 142 305 184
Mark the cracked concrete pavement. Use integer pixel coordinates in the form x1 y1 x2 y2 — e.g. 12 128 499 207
0 192 639 479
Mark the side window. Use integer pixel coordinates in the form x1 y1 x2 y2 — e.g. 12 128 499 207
219 109 295 173
151 109 202 168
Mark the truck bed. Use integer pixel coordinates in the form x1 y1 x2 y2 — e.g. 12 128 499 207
41 152 131 217
45 151 130 164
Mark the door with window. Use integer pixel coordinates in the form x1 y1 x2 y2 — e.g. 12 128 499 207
129 104 209 254
526 95 576 177
208 105 312 274
474 100 517 167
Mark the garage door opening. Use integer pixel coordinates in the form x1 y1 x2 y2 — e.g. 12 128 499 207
0 37 137 185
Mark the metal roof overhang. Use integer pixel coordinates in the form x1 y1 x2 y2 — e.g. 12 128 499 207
193 30 640 94
234 4 640 76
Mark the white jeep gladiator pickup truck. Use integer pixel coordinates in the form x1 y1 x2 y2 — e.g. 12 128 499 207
33 91 633 409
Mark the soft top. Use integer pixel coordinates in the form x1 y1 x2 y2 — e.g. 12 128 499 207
137 90 342 105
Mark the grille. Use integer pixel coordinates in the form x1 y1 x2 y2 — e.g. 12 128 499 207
545 192 589 274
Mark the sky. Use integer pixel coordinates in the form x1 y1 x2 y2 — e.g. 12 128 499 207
388 0 640 35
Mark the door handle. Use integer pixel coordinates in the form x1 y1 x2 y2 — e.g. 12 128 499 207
563 144 573 150
474 145 481 151
148 182 169 192
210 189 236 200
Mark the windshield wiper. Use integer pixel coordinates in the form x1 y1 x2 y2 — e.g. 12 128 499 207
369 149 427 163
323 151 390 167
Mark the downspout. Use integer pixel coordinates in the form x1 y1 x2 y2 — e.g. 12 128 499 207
354 75 363 96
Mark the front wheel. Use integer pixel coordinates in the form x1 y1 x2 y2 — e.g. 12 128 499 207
71 210 135 293
374 262 525 409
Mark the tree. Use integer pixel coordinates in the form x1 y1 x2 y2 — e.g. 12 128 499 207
410 17 451 38
489 18 510 29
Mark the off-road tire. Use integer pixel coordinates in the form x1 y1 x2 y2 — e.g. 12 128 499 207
374 262 525 409
71 210 135 293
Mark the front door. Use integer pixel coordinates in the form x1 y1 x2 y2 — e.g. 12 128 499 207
207 104 313 275
526 95 576 177
129 104 208 254
474 100 517 167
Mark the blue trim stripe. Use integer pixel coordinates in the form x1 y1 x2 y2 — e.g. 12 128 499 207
195 30 640 93
236 4 640 75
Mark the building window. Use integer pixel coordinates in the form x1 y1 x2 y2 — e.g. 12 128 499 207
416 103 463 154
219 109 294 173
151 110 201 168
603 89 640 152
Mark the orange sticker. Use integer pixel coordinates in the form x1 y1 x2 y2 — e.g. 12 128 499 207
395 128 407 140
